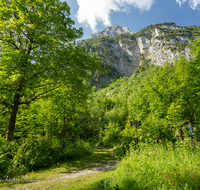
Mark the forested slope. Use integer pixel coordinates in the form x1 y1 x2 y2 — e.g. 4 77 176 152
85 36 200 155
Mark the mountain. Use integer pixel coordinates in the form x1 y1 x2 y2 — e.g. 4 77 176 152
77 22 200 84
90 25 135 39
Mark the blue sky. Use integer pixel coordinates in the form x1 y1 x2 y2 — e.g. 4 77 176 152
62 0 200 40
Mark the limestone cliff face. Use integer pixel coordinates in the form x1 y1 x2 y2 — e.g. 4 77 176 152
99 38 140 77
137 35 191 65
78 23 199 79
137 24 196 65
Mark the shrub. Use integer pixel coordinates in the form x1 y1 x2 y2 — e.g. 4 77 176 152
3 136 93 175
0 138 19 177
113 122 137 158
13 136 55 170
102 122 122 147
61 139 93 161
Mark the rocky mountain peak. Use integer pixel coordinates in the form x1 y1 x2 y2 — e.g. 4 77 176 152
90 25 135 39
77 22 200 81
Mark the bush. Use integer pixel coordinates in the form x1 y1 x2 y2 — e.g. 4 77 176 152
0 138 21 178
61 139 93 161
13 136 93 171
97 179 121 190
0 136 93 177
13 136 55 170
113 122 137 158
102 122 122 147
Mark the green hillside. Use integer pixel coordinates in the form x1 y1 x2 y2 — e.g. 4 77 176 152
86 49 200 153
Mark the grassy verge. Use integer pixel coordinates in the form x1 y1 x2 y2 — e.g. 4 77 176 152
111 142 200 190
0 146 117 190
0 171 115 190
3 142 199 190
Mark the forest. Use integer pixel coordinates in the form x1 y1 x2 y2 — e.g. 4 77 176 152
1 0 200 189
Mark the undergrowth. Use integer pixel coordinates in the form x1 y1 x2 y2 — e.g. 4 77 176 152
110 141 200 190
0 136 92 178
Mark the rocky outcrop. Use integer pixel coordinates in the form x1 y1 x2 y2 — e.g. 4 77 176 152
137 24 196 65
90 25 135 39
137 35 192 65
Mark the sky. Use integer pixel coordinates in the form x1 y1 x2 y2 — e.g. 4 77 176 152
62 0 200 40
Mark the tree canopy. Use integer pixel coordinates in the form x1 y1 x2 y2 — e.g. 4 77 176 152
0 0 100 141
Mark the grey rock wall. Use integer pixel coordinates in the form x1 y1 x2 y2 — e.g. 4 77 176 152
77 23 199 79
108 38 140 76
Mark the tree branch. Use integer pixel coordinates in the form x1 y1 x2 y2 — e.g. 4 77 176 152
20 84 62 105
28 82 59 89
7 32 20 50
25 68 48 83
0 101 11 107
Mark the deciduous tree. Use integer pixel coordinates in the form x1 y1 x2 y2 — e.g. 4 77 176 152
0 0 100 141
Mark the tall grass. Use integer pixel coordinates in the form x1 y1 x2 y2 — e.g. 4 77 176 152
112 141 200 190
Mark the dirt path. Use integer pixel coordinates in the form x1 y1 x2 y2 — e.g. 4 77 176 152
47 161 117 181
0 146 118 190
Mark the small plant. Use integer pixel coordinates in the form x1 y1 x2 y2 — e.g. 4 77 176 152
97 180 121 190
97 180 111 190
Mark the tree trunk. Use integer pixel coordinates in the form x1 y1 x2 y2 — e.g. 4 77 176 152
62 105 69 138
6 92 21 141
179 128 184 141
157 135 161 143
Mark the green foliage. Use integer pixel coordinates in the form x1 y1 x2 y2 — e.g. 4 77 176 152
102 122 122 147
155 26 200 41
163 41 188 52
0 0 100 141
0 138 18 177
112 121 137 158
12 136 92 171
15 84 90 140
86 76 130 144
112 142 200 190
0 136 92 177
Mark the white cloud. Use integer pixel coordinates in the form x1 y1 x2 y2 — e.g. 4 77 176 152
176 0 187 6
176 0 200 9
115 0 154 11
76 0 154 32
189 0 200 9
76 0 118 32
